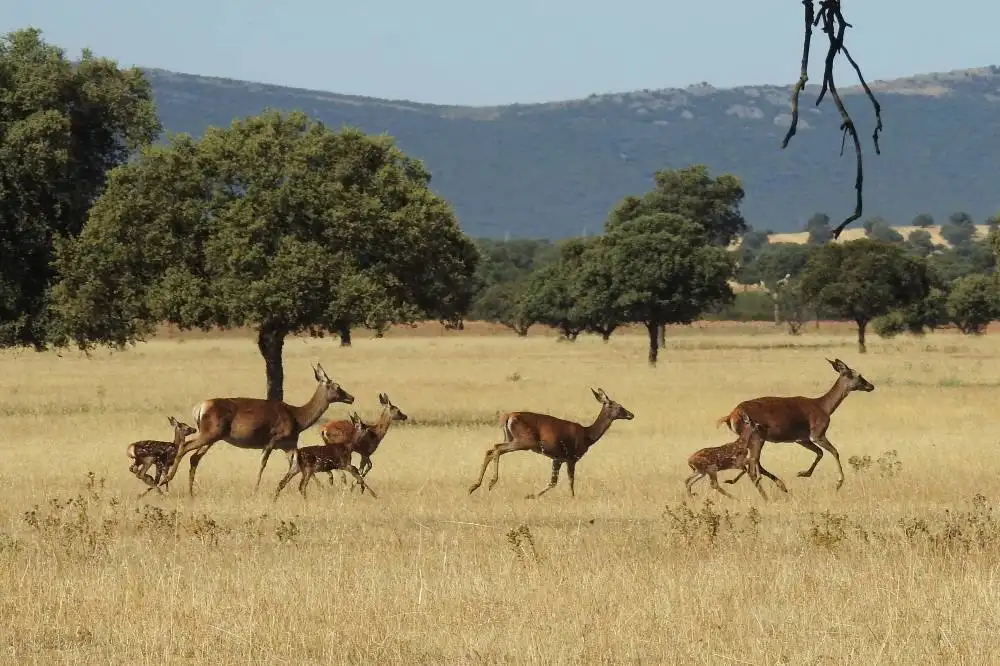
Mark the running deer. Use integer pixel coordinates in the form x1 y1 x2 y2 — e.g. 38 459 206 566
718 357 875 492
160 363 355 496
273 412 378 500
319 392 408 488
685 409 769 500
468 387 634 499
127 416 197 497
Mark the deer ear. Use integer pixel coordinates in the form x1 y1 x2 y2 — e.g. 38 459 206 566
168 416 177 428
379 393 389 405
591 388 602 402
314 363 330 383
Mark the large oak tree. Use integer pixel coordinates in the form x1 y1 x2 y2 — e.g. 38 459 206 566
50 110 478 400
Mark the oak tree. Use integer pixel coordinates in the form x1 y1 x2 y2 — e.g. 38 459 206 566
50 111 477 400
0 28 160 349
799 239 932 353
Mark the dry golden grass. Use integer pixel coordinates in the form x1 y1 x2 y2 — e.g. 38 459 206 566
2 322 1000 664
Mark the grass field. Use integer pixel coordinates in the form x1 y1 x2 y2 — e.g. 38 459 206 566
2 321 1000 664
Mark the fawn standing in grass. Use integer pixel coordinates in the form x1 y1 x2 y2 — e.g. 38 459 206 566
320 392 408 489
273 413 379 500
127 417 197 497
685 409 768 500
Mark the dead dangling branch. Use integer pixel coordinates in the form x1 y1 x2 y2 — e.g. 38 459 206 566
781 0 883 240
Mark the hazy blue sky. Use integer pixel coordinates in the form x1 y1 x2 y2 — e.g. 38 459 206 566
5 1 995 105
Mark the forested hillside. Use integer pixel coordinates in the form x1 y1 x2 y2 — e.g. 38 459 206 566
146 66 1000 238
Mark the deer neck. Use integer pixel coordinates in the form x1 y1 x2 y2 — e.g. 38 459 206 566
583 407 615 445
289 383 331 432
816 376 852 417
372 408 393 443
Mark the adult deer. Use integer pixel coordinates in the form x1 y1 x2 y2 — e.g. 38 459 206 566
468 387 634 499
160 363 355 495
685 409 768 500
718 357 874 492
274 412 378 500
320 392 408 488
127 416 197 498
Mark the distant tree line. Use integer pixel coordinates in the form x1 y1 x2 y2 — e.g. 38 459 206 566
470 208 1000 356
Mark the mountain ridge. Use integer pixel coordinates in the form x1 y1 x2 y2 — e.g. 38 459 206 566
142 64 1000 238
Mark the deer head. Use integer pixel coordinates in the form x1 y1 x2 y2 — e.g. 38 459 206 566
349 411 374 441
826 358 875 393
591 387 635 421
167 416 197 439
314 362 355 405
378 392 408 422
738 409 766 442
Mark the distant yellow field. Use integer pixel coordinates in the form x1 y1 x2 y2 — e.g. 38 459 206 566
765 223 992 246
728 223 992 293
1 323 999 663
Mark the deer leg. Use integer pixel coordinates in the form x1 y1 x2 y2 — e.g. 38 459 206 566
566 461 577 497
468 447 498 494
795 439 826 478
136 462 165 498
187 443 216 497
273 459 301 501
707 468 735 499
526 460 562 500
753 477 769 501
298 466 315 499
812 435 845 490
254 439 291 492
349 455 375 493
684 471 704 496
726 455 788 493
135 460 155 485
346 464 378 499
163 434 217 487
469 440 536 494
151 463 170 495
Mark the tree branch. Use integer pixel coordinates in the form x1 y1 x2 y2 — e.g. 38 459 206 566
781 1 883 241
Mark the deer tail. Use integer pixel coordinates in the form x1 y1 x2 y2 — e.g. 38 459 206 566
500 413 517 441
715 409 738 432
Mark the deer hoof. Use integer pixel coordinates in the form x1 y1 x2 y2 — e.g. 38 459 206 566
796 471 813 478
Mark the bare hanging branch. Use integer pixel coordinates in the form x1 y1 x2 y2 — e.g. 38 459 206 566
781 1 883 240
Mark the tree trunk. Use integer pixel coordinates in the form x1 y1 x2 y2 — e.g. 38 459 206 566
601 330 611 342
657 324 666 348
773 300 780 326
856 319 867 354
257 326 287 402
646 321 660 366
511 322 530 337
337 323 352 347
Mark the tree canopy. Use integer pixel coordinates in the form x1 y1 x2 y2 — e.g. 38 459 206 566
799 239 932 353
50 110 478 399
606 164 747 247
600 213 735 365
0 28 161 350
